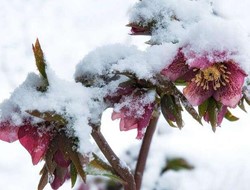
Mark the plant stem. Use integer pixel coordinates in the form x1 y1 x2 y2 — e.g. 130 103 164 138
134 112 160 190
91 125 136 190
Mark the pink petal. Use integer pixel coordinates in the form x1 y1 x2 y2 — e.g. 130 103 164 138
54 150 71 168
0 122 19 143
112 111 138 131
136 105 154 139
214 62 247 108
183 82 214 106
161 50 189 81
122 116 138 131
217 106 228 126
18 125 52 165
111 111 122 120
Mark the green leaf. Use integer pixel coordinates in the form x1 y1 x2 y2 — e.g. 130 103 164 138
161 95 183 129
38 165 48 190
161 157 194 174
224 110 239 121
166 119 177 128
26 110 67 126
86 153 125 184
207 98 217 132
70 163 78 188
238 99 247 112
198 99 209 116
32 39 47 80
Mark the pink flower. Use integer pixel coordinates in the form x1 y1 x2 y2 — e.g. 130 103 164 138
162 49 247 108
0 120 53 165
112 104 154 139
107 83 155 139
0 117 79 190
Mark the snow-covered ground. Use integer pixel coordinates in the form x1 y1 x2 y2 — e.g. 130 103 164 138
1 0 250 190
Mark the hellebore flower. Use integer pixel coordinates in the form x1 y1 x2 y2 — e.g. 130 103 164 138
106 82 155 139
0 120 53 165
0 114 86 190
162 49 247 108
112 103 154 139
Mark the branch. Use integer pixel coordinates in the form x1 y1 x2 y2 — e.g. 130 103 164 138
91 125 136 190
134 112 160 190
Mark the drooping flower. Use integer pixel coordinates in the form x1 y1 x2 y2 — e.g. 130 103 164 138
0 114 85 190
112 103 154 139
106 82 155 139
0 120 53 165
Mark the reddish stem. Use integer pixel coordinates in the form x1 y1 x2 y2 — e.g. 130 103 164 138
91 126 136 190
134 112 160 190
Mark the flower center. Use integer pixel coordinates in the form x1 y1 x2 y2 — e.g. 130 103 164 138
192 64 231 90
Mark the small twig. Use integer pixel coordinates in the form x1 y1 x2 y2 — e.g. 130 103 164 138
134 112 160 190
91 125 136 190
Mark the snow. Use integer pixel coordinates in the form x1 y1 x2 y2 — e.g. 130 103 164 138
1 0 250 190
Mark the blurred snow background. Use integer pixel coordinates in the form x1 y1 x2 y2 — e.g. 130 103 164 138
1 0 250 190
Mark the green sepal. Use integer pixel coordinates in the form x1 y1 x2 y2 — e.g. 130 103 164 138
70 163 78 188
207 98 217 132
86 153 125 184
166 119 177 128
238 98 247 112
161 95 183 129
38 165 49 190
181 97 202 125
224 110 239 121
198 99 209 117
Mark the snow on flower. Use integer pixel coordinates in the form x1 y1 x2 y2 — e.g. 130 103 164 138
0 68 94 188
106 82 156 139
162 48 247 108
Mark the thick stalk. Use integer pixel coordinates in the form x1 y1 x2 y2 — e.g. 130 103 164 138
91 126 136 190
134 112 160 190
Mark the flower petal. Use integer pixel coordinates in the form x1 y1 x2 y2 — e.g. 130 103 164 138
161 50 189 81
184 82 214 106
213 62 247 108
217 106 228 126
18 125 52 165
0 122 19 143
54 150 71 168
136 105 154 139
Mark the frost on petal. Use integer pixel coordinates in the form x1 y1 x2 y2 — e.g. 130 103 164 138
136 105 154 139
0 122 19 143
18 125 52 165
183 82 214 106
161 50 189 81
213 62 247 108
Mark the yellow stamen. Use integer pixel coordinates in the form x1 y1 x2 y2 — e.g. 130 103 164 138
192 63 231 91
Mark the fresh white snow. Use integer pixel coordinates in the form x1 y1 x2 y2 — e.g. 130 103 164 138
1 0 250 190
